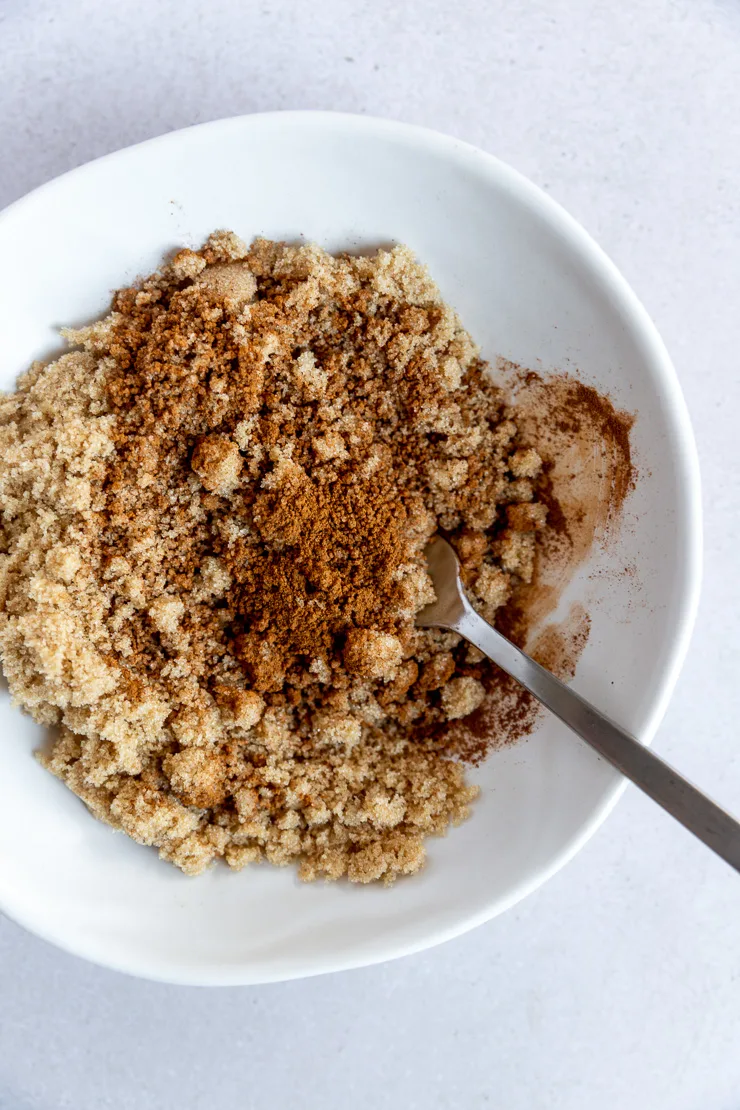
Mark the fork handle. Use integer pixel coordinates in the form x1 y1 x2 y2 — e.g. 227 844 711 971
454 603 740 875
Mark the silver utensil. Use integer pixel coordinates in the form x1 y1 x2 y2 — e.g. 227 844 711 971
417 536 740 874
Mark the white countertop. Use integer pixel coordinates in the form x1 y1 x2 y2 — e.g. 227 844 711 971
1 1 739 1106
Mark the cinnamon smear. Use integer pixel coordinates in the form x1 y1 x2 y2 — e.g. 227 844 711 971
437 362 636 764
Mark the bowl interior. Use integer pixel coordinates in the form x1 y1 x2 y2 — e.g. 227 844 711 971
0 113 700 984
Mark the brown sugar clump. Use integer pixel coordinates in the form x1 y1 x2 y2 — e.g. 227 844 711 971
0 232 592 883
441 676 486 720
343 629 404 681
191 434 243 494
417 652 456 692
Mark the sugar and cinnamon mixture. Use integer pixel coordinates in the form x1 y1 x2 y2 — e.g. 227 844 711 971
0 232 549 882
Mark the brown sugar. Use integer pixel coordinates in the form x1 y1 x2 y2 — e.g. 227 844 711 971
0 232 632 883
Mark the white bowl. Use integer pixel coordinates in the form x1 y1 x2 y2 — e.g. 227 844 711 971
0 112 701 985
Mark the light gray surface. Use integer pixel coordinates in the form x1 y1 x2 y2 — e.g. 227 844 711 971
1 0 739 1107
